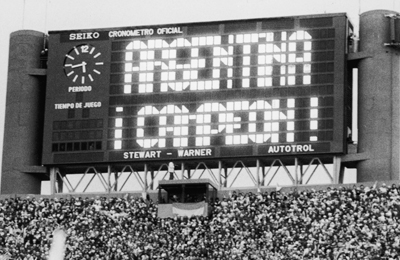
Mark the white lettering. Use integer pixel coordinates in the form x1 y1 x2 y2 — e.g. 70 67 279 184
83 102 101 108
257 31 312 86
177 149 212 157
109 29 154 38
123 151 162 159
54 103 74 109
267 144 315 153
157 27 183 35
68 86 92 92
136 105 189 148
134 98 304 148
69 32 100 41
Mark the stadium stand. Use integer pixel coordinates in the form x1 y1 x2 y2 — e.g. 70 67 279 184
0 183 399 259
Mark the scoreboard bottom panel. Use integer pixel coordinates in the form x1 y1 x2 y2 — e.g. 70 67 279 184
111 142 331 160
50 142 333 164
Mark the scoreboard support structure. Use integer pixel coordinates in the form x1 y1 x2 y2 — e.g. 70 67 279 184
46 155 342 194
3 10 400 194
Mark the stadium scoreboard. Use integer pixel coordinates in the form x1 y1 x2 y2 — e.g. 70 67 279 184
42 13 350 165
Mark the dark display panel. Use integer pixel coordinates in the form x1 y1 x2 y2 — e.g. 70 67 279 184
42 14 349 164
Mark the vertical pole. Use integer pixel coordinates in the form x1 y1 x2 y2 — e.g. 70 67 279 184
168 162 175 180
113 171 118 192
181 162 186 179
56 171 63 194
150 170 154 190
333 156 342 184
298 160 303 185
256 159 261 187
352 68 358 143
144 164 148 192
50 167 56 195
224 165 228 188
108 165 116 192
261 163 266 186
294 158 299 185
107 165 111 192
218 161 223 187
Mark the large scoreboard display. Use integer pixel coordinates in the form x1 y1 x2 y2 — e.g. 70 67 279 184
42 13 350 165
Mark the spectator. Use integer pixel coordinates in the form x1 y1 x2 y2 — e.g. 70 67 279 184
1 184 400 259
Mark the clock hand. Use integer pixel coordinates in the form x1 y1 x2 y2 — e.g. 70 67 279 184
71 61 87 68
71 62 85 68
71 62 87 73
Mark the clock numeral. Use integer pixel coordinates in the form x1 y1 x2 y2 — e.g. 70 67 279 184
73 75 78 82
94 53 101 58
93 69 101 75
88 74 94 82
90 47 95 54
67 71 74 77
81 76 85 84
81 45 89 53
95 62 104 66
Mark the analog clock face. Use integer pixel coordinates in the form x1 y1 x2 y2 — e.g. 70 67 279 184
63 44 104 84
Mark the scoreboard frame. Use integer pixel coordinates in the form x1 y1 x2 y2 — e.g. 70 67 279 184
42 13 351 165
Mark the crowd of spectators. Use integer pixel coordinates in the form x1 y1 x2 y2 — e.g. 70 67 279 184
0 183 400 259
